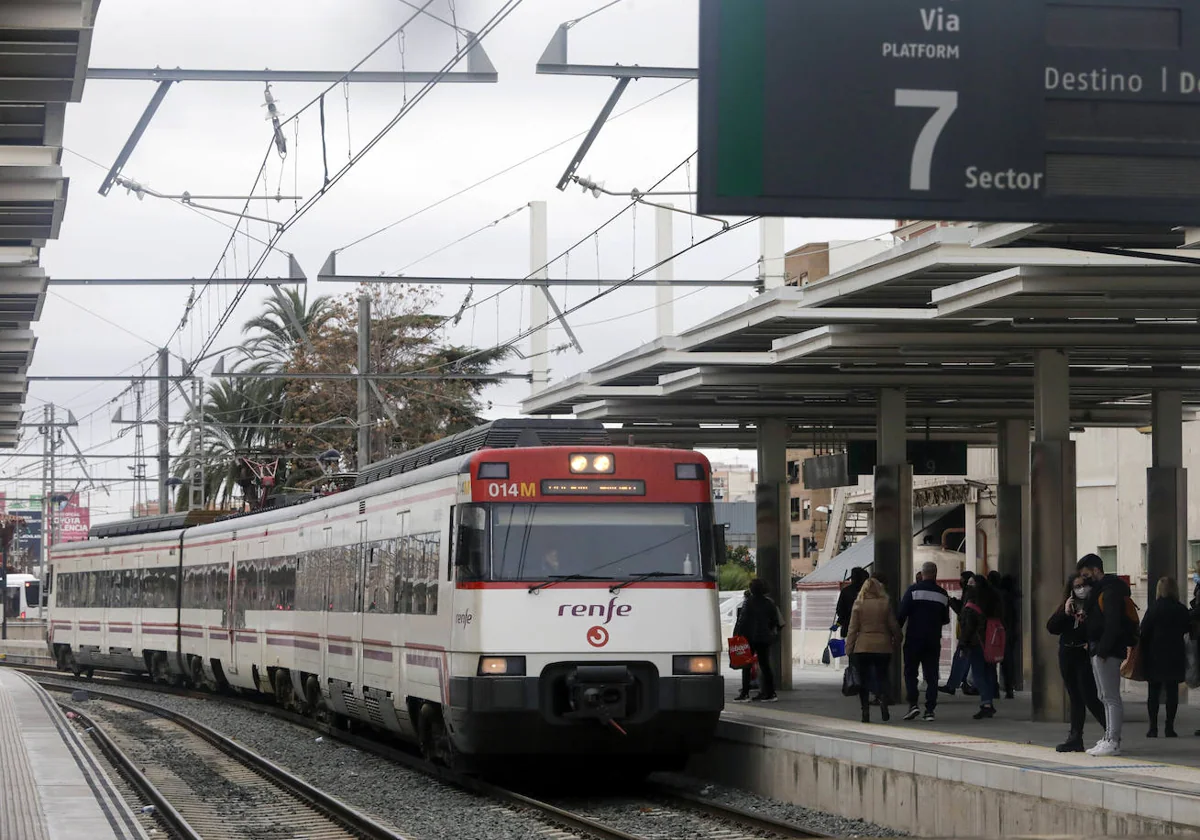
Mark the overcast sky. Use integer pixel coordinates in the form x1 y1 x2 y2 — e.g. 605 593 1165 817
11 0 890 522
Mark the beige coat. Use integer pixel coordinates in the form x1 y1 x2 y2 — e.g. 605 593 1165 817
846 595 901 655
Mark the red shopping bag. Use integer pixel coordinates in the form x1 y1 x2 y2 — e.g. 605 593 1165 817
728 635 757 669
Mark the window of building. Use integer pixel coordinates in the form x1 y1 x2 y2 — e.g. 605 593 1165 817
1188 540 1200 569
787 461 800 484
1098 545 1117 572
802 499 812 521
790 534 801 558
789 497 800 522
1138 544 1147 578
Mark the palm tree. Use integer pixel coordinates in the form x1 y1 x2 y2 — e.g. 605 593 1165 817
172 373 287 509
240 288 335 370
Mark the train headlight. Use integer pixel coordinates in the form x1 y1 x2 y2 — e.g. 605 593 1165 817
477 656 526 676
569 453 615 474
673 655 717 675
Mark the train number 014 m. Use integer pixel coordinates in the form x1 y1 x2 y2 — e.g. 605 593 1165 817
486 482 537 498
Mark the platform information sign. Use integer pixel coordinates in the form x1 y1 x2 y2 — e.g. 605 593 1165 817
698 0 1200 225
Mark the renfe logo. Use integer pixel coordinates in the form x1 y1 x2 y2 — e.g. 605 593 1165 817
455 610 473 627
558 597 632 625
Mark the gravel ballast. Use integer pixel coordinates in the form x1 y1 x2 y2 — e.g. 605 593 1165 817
40 674 900 838
46 677 568 840
655 773 903 837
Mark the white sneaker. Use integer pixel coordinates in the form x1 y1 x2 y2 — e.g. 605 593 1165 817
1086 739 1121 757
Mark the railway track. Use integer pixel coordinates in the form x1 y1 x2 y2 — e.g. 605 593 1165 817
26 666 830 840
52 687 406 840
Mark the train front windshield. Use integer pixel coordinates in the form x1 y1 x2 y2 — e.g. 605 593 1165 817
459 503 716 581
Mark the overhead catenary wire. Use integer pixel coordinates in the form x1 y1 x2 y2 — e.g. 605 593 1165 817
334 79 695 254
188 0 524 373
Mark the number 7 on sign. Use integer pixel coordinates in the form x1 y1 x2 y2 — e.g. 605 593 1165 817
894 90 958 191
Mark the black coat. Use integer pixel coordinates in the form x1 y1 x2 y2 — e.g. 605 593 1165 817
1083 573 1132 660
1141 597 1191 684
735 594 784 646
835 582 862 638
1047 603 1090 648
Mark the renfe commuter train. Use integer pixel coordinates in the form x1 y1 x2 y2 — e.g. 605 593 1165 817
46 419 725 772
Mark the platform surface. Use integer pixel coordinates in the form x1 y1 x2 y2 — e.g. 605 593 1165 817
722 666 1200 797
0 668 148 840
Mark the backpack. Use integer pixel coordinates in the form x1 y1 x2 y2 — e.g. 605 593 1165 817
966 602 1007 664
1098 591 1141 645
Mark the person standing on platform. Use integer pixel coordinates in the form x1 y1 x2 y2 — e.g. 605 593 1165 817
959 574 999 719
733 578 784 703
1077 553 1134 756
1140 576 1190 739
941 570 979 696
999 573 1020 698
1047 574 1106 752
898 561 950 721
847 577 901 723
836 567 869 639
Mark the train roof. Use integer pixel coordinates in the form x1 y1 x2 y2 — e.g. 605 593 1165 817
353 418 610 487
82 419 612 540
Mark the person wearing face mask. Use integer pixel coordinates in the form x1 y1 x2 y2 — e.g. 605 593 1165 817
1077 553 1135 756
1047 574 1106 752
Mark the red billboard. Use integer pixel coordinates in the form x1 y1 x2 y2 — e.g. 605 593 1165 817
55 493 90 543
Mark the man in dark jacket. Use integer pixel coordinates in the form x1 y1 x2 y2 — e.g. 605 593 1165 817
733 578 784 702
898 561 950 720
835 567 869 639
1077 553 1132 756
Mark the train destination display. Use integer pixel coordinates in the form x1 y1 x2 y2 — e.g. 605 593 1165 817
698 0 1200 225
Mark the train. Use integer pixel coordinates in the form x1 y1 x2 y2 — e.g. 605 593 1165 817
46 419 725 773
3 573 40 620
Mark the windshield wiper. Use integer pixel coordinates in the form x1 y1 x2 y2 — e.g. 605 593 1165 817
527 574 609 593
608 571 690 593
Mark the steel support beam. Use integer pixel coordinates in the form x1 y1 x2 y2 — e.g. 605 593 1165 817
357 294 371 471
157 348 169 514
555 77 630 191
536 23 697 79
874 388 911 697
99 80 173 196
317 274 757 287
48 277 294 286
87 68 497 84
530 200 550 395
655 204 674 337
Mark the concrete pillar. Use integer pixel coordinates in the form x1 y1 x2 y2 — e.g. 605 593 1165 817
965 503 977 572
1147 390 1187 593
654 204 674 337
529 200 549 395
758 217 786 291
875 389 911 692
1031 350 1074 722
756 418 792 690
997 419 1030 692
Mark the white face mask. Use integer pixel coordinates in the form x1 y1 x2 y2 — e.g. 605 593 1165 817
1073 586 1089 599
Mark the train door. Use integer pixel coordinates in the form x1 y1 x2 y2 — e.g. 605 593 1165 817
355 519 368 690
225 543 238 675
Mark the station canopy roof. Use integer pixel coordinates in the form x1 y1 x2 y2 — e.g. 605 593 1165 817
0 1 97 446
522 221 1200 448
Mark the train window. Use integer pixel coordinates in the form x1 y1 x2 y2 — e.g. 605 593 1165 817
455 505 487 582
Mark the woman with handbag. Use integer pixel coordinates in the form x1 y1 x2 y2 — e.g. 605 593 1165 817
846 577 901 723
1141 576 1190 738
